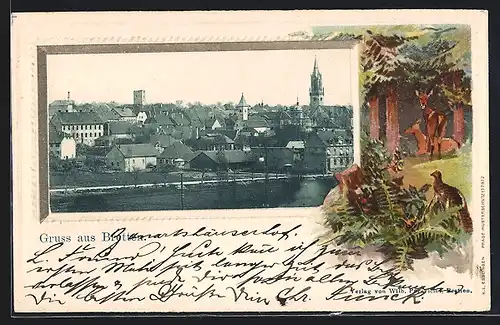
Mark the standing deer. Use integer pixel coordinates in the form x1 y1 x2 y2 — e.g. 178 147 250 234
404 118 460 156
415 89 448 160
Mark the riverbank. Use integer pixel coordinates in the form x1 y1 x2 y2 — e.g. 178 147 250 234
50 177 338 212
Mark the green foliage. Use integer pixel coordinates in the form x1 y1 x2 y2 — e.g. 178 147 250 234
323 140 470 271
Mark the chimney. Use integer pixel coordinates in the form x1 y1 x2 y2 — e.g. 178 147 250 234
67 91 71 100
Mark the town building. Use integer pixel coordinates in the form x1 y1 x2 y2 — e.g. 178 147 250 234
150 134 179 154
286 140 305 162
48 92 75 118
309 57 324 108
187 150 256 171
113 106 137 122
251 147 294 172
105 143 158 172
236 93 250 121
303 130 354 174
133 90 146 106
49 125 77 160
106 121 136 140
157 141 195 168
187 133 235 151
50 111 105 146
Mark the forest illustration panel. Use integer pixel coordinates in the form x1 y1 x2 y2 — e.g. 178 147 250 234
295 25 474 271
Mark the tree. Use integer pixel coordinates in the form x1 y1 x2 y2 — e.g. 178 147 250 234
439 69 471 145
361 30 417 153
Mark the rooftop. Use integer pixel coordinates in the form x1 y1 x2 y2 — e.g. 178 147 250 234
159 141 194 160
53 112 103 125
236 93 250 108
115 143 159 158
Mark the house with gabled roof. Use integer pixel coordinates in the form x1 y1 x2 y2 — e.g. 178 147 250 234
113 106 137 122
303 130 354 174
187 149 256 171
105 143 159 172
150 134 179 153
186 133 235 151
234 115 271 134
107 121 136 140
49 124 76 160
158 141 195 168
50 111 105 146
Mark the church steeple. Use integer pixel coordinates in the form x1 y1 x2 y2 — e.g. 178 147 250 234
236 92 250 121
309 56 324 108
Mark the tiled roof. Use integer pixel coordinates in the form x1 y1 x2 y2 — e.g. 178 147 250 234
49 99 74 107
236 93 250 107
221 150 255 163
159 141 194 160
48 123 63 144
286 141 305 149
115 143 159 158
150 134 178 148
189 150 255 164
170 113 191 127
108 121 135 134
54 112 103 125
113 106 136 117
244 115 269 128
148 113 175 126
171 126 193 141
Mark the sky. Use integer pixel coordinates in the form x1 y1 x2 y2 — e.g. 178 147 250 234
47 49 354 107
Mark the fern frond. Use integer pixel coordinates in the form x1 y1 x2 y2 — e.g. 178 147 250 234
403 225 454 247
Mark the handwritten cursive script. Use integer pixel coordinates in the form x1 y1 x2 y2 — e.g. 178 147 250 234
22 225 468 310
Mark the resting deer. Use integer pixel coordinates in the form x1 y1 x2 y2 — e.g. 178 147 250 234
404 118 460 156
415 89 448 160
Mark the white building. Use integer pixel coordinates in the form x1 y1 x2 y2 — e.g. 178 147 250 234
105 143 158 172
50 112 105 147
136 111 148 124
49 132 77 160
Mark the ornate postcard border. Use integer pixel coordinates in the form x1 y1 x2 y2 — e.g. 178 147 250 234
11 10 491 314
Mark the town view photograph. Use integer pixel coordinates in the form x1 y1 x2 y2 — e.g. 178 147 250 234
47 49 355 212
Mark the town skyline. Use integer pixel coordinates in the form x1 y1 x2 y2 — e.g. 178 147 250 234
47 49 354 107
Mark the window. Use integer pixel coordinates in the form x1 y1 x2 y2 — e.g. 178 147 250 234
111 162 114 166
85 133 87 137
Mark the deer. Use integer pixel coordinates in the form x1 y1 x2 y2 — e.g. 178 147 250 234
415 89 448 160
404 118 460 157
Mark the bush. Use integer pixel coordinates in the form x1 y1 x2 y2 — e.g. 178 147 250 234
322 137 471 270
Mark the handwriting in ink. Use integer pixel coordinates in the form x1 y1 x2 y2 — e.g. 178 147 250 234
276 286 312 305
226 286 270 305
125 223 301 242
25 291 65 305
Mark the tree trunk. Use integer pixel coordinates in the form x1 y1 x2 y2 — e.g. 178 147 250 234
452 71 465 146
385 85 399 154
453 103 465 145
368 96 380 140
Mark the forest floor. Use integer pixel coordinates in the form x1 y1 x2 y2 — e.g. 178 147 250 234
402 146 472 202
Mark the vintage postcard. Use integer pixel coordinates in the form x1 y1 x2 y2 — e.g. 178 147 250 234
11 10 490 313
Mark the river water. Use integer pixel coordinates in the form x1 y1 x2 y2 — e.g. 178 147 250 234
50 178 338 213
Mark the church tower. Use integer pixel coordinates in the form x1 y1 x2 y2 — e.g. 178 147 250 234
309 57 324 108
236 93 250 121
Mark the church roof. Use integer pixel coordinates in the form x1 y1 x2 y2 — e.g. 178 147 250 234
236 93 250 107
